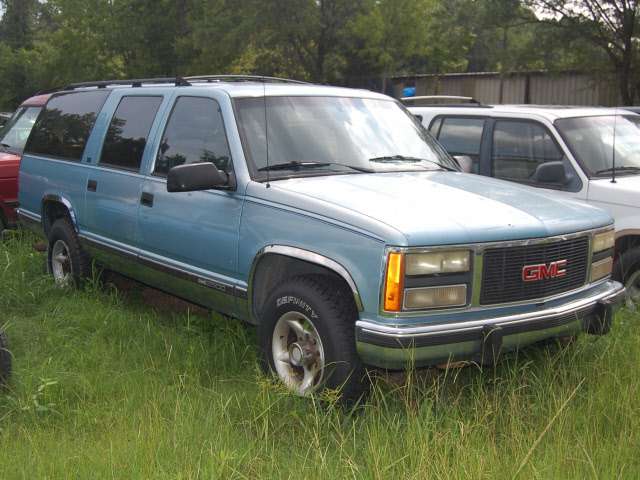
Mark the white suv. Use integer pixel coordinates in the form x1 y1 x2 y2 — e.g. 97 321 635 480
408 101 640 306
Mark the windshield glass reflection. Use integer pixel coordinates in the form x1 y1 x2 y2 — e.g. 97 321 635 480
556 115 640 177
234 96 456 180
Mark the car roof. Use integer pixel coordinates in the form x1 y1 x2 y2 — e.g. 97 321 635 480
19 93 52 107
406 103 634 121
40 76 389 101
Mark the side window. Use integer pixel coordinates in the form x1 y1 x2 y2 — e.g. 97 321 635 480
99 96 162 171
153 96 231 176
25 90 111 161
492 121 563 181
431 117 484 172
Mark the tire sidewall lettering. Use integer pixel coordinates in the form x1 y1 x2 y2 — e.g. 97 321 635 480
276 295 318 319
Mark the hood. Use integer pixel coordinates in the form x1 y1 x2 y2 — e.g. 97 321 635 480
588 175 640 208
270 171 614 246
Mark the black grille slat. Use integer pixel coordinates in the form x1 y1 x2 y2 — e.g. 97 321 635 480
481 237 589 305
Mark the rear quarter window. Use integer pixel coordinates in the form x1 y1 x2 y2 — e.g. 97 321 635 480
25 90 111 161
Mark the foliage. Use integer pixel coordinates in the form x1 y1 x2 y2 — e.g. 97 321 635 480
531 0 640 104
1 230 640 478
0 0 637 109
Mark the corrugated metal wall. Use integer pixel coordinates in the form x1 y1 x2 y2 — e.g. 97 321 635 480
393 71 618 106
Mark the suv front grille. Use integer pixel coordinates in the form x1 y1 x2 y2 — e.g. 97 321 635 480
480 237 589 305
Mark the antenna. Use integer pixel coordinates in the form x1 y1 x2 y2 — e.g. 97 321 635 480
612 107 617 184
263 76 270 188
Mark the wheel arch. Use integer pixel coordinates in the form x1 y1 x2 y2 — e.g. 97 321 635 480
248 245 363 324
40 194 77 236
615 230 640 258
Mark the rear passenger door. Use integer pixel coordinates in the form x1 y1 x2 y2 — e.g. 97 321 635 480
136 95 243 315
83 94 165 272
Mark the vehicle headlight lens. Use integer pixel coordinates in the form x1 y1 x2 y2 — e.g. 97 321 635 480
591 228 615 283
591 258 613 282
406 251 470 275
593 229 615 253
405 285 467 309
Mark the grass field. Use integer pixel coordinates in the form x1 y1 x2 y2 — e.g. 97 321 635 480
1 230 639 479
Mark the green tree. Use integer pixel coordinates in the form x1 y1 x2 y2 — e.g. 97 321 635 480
532 0 640 104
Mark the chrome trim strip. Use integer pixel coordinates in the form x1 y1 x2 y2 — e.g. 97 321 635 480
359 281 624 341
248 245 364 323
80 233 242 298
17 209 41 226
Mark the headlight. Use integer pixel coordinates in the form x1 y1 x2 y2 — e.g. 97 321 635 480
384 249 472 311
405 285 467 309
591 228 615 283
593 230 615 253
405 251 470 275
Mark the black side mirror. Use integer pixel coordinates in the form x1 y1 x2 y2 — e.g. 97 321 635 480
534 161 566 183
167 162 228 192
453 155 474 173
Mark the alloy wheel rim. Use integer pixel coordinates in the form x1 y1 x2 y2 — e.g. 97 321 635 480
271 311 324 395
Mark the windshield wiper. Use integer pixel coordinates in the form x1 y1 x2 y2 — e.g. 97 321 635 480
258 161 373 173
596 165 640 174
369 155 457 172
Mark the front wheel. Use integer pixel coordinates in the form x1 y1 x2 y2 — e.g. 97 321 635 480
0 325 11 389
258 275 368 403
612 247 640 310
47 218 91 290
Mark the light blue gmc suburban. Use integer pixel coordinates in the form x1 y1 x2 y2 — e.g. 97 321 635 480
18 76 626 402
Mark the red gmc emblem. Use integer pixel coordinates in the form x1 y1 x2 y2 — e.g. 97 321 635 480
522 260 567 281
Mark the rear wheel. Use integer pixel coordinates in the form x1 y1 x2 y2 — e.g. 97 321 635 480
47 218 91 290
258 275 368 403
0 325 11 389
612 247 640 310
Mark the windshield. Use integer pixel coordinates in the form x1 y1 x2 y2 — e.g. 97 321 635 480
555 115 640 177
234 96 457 180
0 106 43 155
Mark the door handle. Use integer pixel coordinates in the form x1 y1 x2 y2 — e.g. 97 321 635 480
140 192 154 208
87 179 97 192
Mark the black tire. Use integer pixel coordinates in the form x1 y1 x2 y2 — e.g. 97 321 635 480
0 325 11 389
612 247 640 309
0 217 5 242
47 218 91 290
258 275 369 403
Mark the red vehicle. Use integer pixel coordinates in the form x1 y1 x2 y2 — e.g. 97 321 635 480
0 93 50 237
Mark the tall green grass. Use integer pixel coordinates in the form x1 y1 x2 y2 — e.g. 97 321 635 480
1 229 639 479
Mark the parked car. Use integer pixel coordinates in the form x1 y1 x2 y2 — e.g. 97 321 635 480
0 324 10 389
0 93 51 238
408 101 640 308
0 112 11 128
18 77 625 401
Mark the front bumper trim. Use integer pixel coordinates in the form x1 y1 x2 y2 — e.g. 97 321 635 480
356 281 626 368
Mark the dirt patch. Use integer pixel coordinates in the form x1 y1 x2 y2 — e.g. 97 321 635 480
103 271 208 315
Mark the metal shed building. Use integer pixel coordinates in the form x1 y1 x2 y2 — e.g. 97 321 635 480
392 71 618 106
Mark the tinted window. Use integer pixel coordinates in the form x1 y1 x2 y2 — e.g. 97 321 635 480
153 97 231 175
432 117 484 171
492 121 563 180
26 91 110 161
0 105 43 155
99 96 162 170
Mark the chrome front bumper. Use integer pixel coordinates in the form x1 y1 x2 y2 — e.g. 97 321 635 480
356 281 627 369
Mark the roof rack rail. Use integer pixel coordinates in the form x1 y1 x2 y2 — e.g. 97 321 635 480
401 95 482 105
184 75 309 84
37 77 190 95
36 75 309 95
